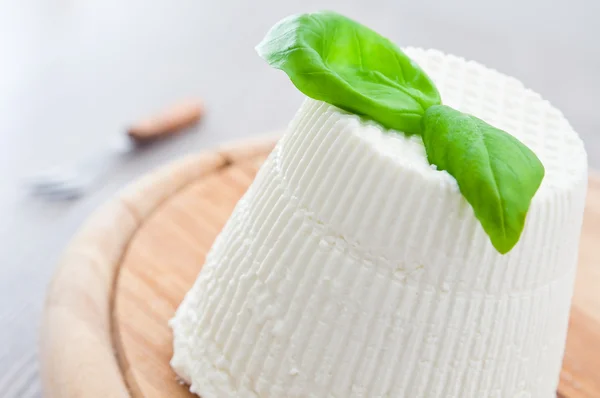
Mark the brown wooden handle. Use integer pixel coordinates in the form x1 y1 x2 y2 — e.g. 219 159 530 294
127 100 204 141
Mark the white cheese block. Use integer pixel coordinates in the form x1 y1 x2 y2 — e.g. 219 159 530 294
170 48 588 398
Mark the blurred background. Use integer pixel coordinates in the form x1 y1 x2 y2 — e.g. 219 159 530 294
0 0 598 396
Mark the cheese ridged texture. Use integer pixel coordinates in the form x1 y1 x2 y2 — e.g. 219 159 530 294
170 48 588 398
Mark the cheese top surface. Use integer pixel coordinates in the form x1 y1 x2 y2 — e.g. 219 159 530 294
322 47 586 195
170 48 587 398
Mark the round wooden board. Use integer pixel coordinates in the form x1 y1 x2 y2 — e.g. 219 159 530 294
40 137 600 398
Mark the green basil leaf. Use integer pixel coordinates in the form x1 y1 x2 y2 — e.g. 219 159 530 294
256 11 441 135
422 105 545 254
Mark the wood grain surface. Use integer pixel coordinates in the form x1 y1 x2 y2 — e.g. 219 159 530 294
40 139 600 398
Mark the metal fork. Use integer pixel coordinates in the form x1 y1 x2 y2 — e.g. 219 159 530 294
25 100 204 201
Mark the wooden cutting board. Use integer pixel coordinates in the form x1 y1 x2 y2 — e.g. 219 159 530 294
40 137 600 398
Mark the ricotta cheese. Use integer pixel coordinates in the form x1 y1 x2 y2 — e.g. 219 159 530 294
170 48 588 398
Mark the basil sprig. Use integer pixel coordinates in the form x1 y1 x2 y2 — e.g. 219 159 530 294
257 11 545 254
422 106 544 253
256 11 441 135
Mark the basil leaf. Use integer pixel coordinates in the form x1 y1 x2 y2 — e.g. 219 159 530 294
256 11 441 135
422 105 545 254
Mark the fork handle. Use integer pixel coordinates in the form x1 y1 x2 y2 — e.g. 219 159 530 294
127 100 204 142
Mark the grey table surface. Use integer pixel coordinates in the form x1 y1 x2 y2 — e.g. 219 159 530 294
0 0 598 396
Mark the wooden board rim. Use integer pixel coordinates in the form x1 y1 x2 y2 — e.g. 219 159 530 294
39 136 279 398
